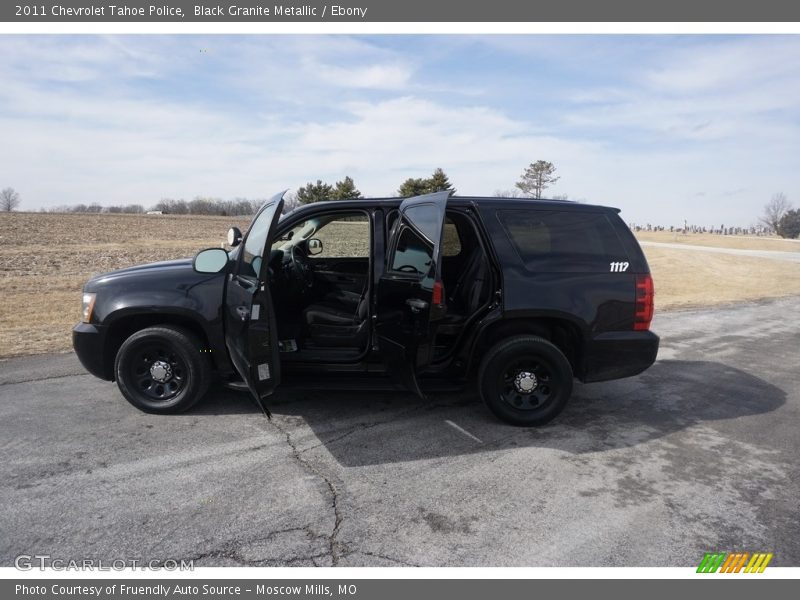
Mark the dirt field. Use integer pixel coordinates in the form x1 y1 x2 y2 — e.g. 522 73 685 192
2 212 800 359
0 212 249 358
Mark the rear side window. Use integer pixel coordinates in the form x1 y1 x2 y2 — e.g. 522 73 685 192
390 227 433 277
498 209 627 273
387 210 461 257
403 203 441 242
442 218 462 257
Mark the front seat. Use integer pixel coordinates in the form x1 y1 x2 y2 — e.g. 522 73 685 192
438 247 488 335
321 289 362 308
302 294 369 347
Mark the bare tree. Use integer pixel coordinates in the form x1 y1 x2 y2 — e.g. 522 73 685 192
282 191 301 214
515 160 560 199
493 188 522 198
760 192 792 233
1 187 21 212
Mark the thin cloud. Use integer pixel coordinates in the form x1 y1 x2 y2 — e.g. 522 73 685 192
0 35 798 228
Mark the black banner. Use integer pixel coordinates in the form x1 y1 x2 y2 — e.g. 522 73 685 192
4 0 800 22
4 579 799 600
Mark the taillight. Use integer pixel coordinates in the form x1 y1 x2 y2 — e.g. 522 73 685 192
634 274 654 331
432 280 444 306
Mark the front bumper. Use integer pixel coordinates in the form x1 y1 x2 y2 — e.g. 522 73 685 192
72 322 113 380
581 330 659 383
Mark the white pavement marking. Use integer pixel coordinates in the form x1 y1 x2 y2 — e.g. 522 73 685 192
445 420 484 444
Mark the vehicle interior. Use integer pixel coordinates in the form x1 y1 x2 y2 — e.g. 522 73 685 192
266 207 492 364
386 208 494 360
267 210 371 362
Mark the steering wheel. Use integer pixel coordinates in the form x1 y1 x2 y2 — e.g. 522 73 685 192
396 264 422 274
290 245 314 288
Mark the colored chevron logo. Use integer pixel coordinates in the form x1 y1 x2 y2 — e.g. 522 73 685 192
697 552 773 573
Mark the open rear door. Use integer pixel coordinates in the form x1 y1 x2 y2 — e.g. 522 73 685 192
223 192 284 411
375 191 450 397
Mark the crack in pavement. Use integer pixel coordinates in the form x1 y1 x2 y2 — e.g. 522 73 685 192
0 372 90 386
181 526 328 566
349 550 422 567
267 417 346 566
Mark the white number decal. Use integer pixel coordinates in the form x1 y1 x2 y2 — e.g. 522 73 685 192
609 261 629 272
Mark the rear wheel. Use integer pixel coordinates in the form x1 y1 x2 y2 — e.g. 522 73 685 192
478 335 573 426
114 326 210 414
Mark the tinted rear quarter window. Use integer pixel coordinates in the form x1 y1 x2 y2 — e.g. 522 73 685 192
390 227 433 277
498 209 627 273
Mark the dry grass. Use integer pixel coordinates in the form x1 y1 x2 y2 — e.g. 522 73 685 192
635 230 800 252
1 212 800 359
646 247 800 311
0 212 250 358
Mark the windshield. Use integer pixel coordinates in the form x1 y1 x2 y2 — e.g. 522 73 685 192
238 192 284 278
271 219 318 252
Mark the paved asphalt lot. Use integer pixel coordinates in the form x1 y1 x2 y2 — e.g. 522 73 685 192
1 297 798 567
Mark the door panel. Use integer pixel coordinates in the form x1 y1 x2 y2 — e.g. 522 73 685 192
224 193 284 406
311 256 369 276
375 191 450 397
310 257 369 299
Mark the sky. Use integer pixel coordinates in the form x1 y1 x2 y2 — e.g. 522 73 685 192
0 34 798 226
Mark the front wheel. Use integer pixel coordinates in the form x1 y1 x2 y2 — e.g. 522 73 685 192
478 335 573 426
114 326 211 414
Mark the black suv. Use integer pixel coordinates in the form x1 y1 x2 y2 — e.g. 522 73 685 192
73 191 658 426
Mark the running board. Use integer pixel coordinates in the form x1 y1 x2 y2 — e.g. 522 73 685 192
223 377 463 394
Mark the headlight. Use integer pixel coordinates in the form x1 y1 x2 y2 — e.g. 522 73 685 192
81 293 96 323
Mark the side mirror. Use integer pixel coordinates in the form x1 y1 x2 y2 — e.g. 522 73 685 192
193 248 229 274
227 227 243 247
307 238 323 256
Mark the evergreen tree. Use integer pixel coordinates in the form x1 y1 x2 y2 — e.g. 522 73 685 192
426 168 455 193
398 168 456 197
777 208 800 239
296 180 334 204
331 176 362 200
398 177 429 197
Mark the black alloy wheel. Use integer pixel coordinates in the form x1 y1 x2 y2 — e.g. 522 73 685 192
479 335 573 426
114 325 211 414
129 341 187 402
497 357 557 411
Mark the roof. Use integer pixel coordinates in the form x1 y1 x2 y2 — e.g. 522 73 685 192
286 195 620 215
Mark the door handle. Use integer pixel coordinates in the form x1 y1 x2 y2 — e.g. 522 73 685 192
236 306 250 321
406 298 428 313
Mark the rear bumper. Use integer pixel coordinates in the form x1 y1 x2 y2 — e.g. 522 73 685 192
72 322 113 380
581 330 659 383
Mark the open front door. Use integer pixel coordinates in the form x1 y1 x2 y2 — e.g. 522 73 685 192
224 192 284 411
376 191 450 397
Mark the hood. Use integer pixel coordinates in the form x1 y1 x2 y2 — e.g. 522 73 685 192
86 258 195 286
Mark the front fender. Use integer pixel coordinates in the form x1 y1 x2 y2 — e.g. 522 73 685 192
91 273 231 376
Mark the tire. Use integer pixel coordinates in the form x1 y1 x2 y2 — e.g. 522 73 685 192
478 335 573 426
114 325 211 414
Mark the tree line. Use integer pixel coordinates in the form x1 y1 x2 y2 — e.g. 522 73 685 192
761 193 800 239
7 162 797 238
0 161 559 216
38 197 265 216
